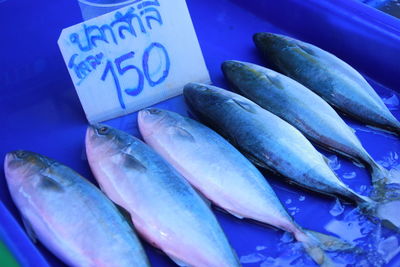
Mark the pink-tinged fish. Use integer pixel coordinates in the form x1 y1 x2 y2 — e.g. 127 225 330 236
4 150 149 267
138 108 357 267
85 124 240 267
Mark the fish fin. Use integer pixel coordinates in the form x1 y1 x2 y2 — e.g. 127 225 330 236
22 216 37 243
370 165 400 202
303 229 357 252
321 155 331 165
115 205 135 227
290 45 319 64
374 200 400 232
168 255 188 266
167 126 195 143
294 229 360 266
121 153 147 173
348 126 356 134
193 188 211 207
354 195 400 232
365 125 397 136
226 210 244 219
242 151 272 170
293 230 335 266
38 174 64 192
228 99 257 114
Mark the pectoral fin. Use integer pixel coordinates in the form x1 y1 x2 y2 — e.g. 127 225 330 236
167 126 195 143
228 99 257 114
22 216 37 243
121 153 147 173
169 255 189 266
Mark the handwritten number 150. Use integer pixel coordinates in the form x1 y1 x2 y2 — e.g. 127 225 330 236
101 42 170 109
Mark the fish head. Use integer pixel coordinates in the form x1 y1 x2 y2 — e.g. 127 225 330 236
4 150 54 191
222 60 285 94
138 108 178 139
253 32 296 56
184 82 260 127
253 32 320 75
183 82 240 111
86 124 132 161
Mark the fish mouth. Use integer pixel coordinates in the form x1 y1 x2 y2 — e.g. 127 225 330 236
138 108 172 138
221 60 245 75
137 108 164 124
86 124 110 150
5 150 41 165
4 150 53 178
184 82 211 93
4 151 17 170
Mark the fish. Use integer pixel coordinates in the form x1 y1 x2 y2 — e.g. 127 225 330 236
221 60 400 203
85 124 240 267
4 150 150 267
138 108 356 266
253 32 400 136
183 82 400 231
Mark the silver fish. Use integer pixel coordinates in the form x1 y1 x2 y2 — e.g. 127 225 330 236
4 150 150 267
138 108 355 266
85 124 240 267
183 82 400 231
222 60 400 202
253 32 400 135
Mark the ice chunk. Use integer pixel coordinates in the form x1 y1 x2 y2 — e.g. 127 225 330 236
343 172 356 180
240 253 265 264
378 236 400 263
327 155 341 171
280 231 294 243
256 245 267 251
382 94 399 110
330 199 344 216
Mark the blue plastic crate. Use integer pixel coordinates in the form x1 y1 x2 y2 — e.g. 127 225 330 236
1 0 400 266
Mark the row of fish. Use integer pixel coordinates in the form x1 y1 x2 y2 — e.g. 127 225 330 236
4 33 400 266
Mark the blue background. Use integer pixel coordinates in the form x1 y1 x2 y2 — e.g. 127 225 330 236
1 0 400 266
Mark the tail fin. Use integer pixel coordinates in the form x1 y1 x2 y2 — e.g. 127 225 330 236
370 163 400 202
351 189 400 232
292 228 356 266
374 200 400 231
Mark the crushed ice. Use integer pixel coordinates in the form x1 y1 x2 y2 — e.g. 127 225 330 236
382 94 399 111
239 150 400 266
329 199 345 216
378 151 399 169
343 171 357 180
327 155 341 171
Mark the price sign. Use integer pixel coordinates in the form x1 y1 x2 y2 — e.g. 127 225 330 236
58 0 210 122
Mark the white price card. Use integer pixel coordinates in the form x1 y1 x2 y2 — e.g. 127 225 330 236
58 0 210 122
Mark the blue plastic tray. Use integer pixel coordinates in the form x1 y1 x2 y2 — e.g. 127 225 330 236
1 0 400 266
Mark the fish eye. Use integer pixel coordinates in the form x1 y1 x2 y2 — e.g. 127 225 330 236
148 109 161 115
98 126 109 135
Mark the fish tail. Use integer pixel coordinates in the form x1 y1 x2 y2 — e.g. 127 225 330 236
352 189 400 232
292 228 356 266
367 161 400 202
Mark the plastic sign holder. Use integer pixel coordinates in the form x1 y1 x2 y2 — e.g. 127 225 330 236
58 0 210 122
